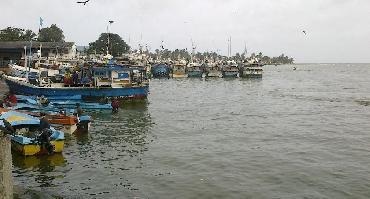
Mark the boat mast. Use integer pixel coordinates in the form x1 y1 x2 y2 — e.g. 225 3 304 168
23 46 27 68
107 20 114 56
191 39 195 63
243 42 248 59
227 36 232 58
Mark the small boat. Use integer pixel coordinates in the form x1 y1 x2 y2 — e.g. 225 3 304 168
151 63 171 78
0 111 65 156
222 61 239 78
76 115 92 133
45 114 79 135
186 62 204 78
14 96 112 110
0 108 79 135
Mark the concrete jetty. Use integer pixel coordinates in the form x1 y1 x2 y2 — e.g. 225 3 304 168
0 132 13 199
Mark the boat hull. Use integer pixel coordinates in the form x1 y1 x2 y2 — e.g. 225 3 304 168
5 76 149 99
241 73 263 78
151 64 171 78
222 72 239 78
11 140 65 156
207 71 223 78
187 71 203 78
172 71 188 78
53 124 78 135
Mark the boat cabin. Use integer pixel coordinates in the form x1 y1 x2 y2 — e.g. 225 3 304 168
92 66 147 88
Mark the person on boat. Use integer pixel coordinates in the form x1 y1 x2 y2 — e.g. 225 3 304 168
58 108 66 116
72 70 79 86
64 71 72 86
4 91 17 107
0 119 15 135
75 103 84 116
111 97 120 113
38 95 49 106
38 112 54 154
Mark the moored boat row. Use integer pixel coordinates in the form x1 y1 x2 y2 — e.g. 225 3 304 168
150 59 264 79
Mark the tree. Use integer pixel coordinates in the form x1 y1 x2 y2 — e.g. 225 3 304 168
88 33 130 57
0 27 37 41
38 24 65 42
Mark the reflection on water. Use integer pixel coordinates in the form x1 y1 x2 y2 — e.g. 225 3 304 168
12 153 66 170
12 153 66 187
12 100 153 197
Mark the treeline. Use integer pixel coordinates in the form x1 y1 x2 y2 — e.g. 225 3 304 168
0 25 65 42
1 26 294 64
147 49 294 64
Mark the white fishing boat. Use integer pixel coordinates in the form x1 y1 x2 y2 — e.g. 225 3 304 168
172 59 188 78
240 58 263 78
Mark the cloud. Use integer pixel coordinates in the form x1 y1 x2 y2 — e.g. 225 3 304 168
0 0 369 62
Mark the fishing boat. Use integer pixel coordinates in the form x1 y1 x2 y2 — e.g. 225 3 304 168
186 62 203 78
0 111 65 156
4 65 149 100
14 96 112 110
1 108 78 135
45 114 79 135
205 61 223 78
240 60 263 78
222 61 239 78
151 63 171 78
171 60 188 78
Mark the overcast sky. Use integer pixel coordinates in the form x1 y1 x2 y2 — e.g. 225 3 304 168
1 0 369 63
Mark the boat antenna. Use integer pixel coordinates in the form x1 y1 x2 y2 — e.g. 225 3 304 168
243 42 248 58
191 39 196 63
107 20 114 56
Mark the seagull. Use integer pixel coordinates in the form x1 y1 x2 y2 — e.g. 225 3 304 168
302 30 307 35
77 0 90 5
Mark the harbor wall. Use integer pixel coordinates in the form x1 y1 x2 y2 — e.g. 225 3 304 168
0 133 13 199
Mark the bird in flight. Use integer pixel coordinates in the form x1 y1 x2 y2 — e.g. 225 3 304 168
77 0 90 5
302 30 307 35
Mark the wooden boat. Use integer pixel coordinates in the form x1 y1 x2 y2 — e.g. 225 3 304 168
0 110 65 156
46 114 78 135
13 96 112 110
0 108 89 135
11 133 64 156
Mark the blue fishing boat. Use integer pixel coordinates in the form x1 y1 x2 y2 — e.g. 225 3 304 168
151 63 171 78
14 96 112 110
4 65 149 100
222 61 239 78
186 62 204 78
